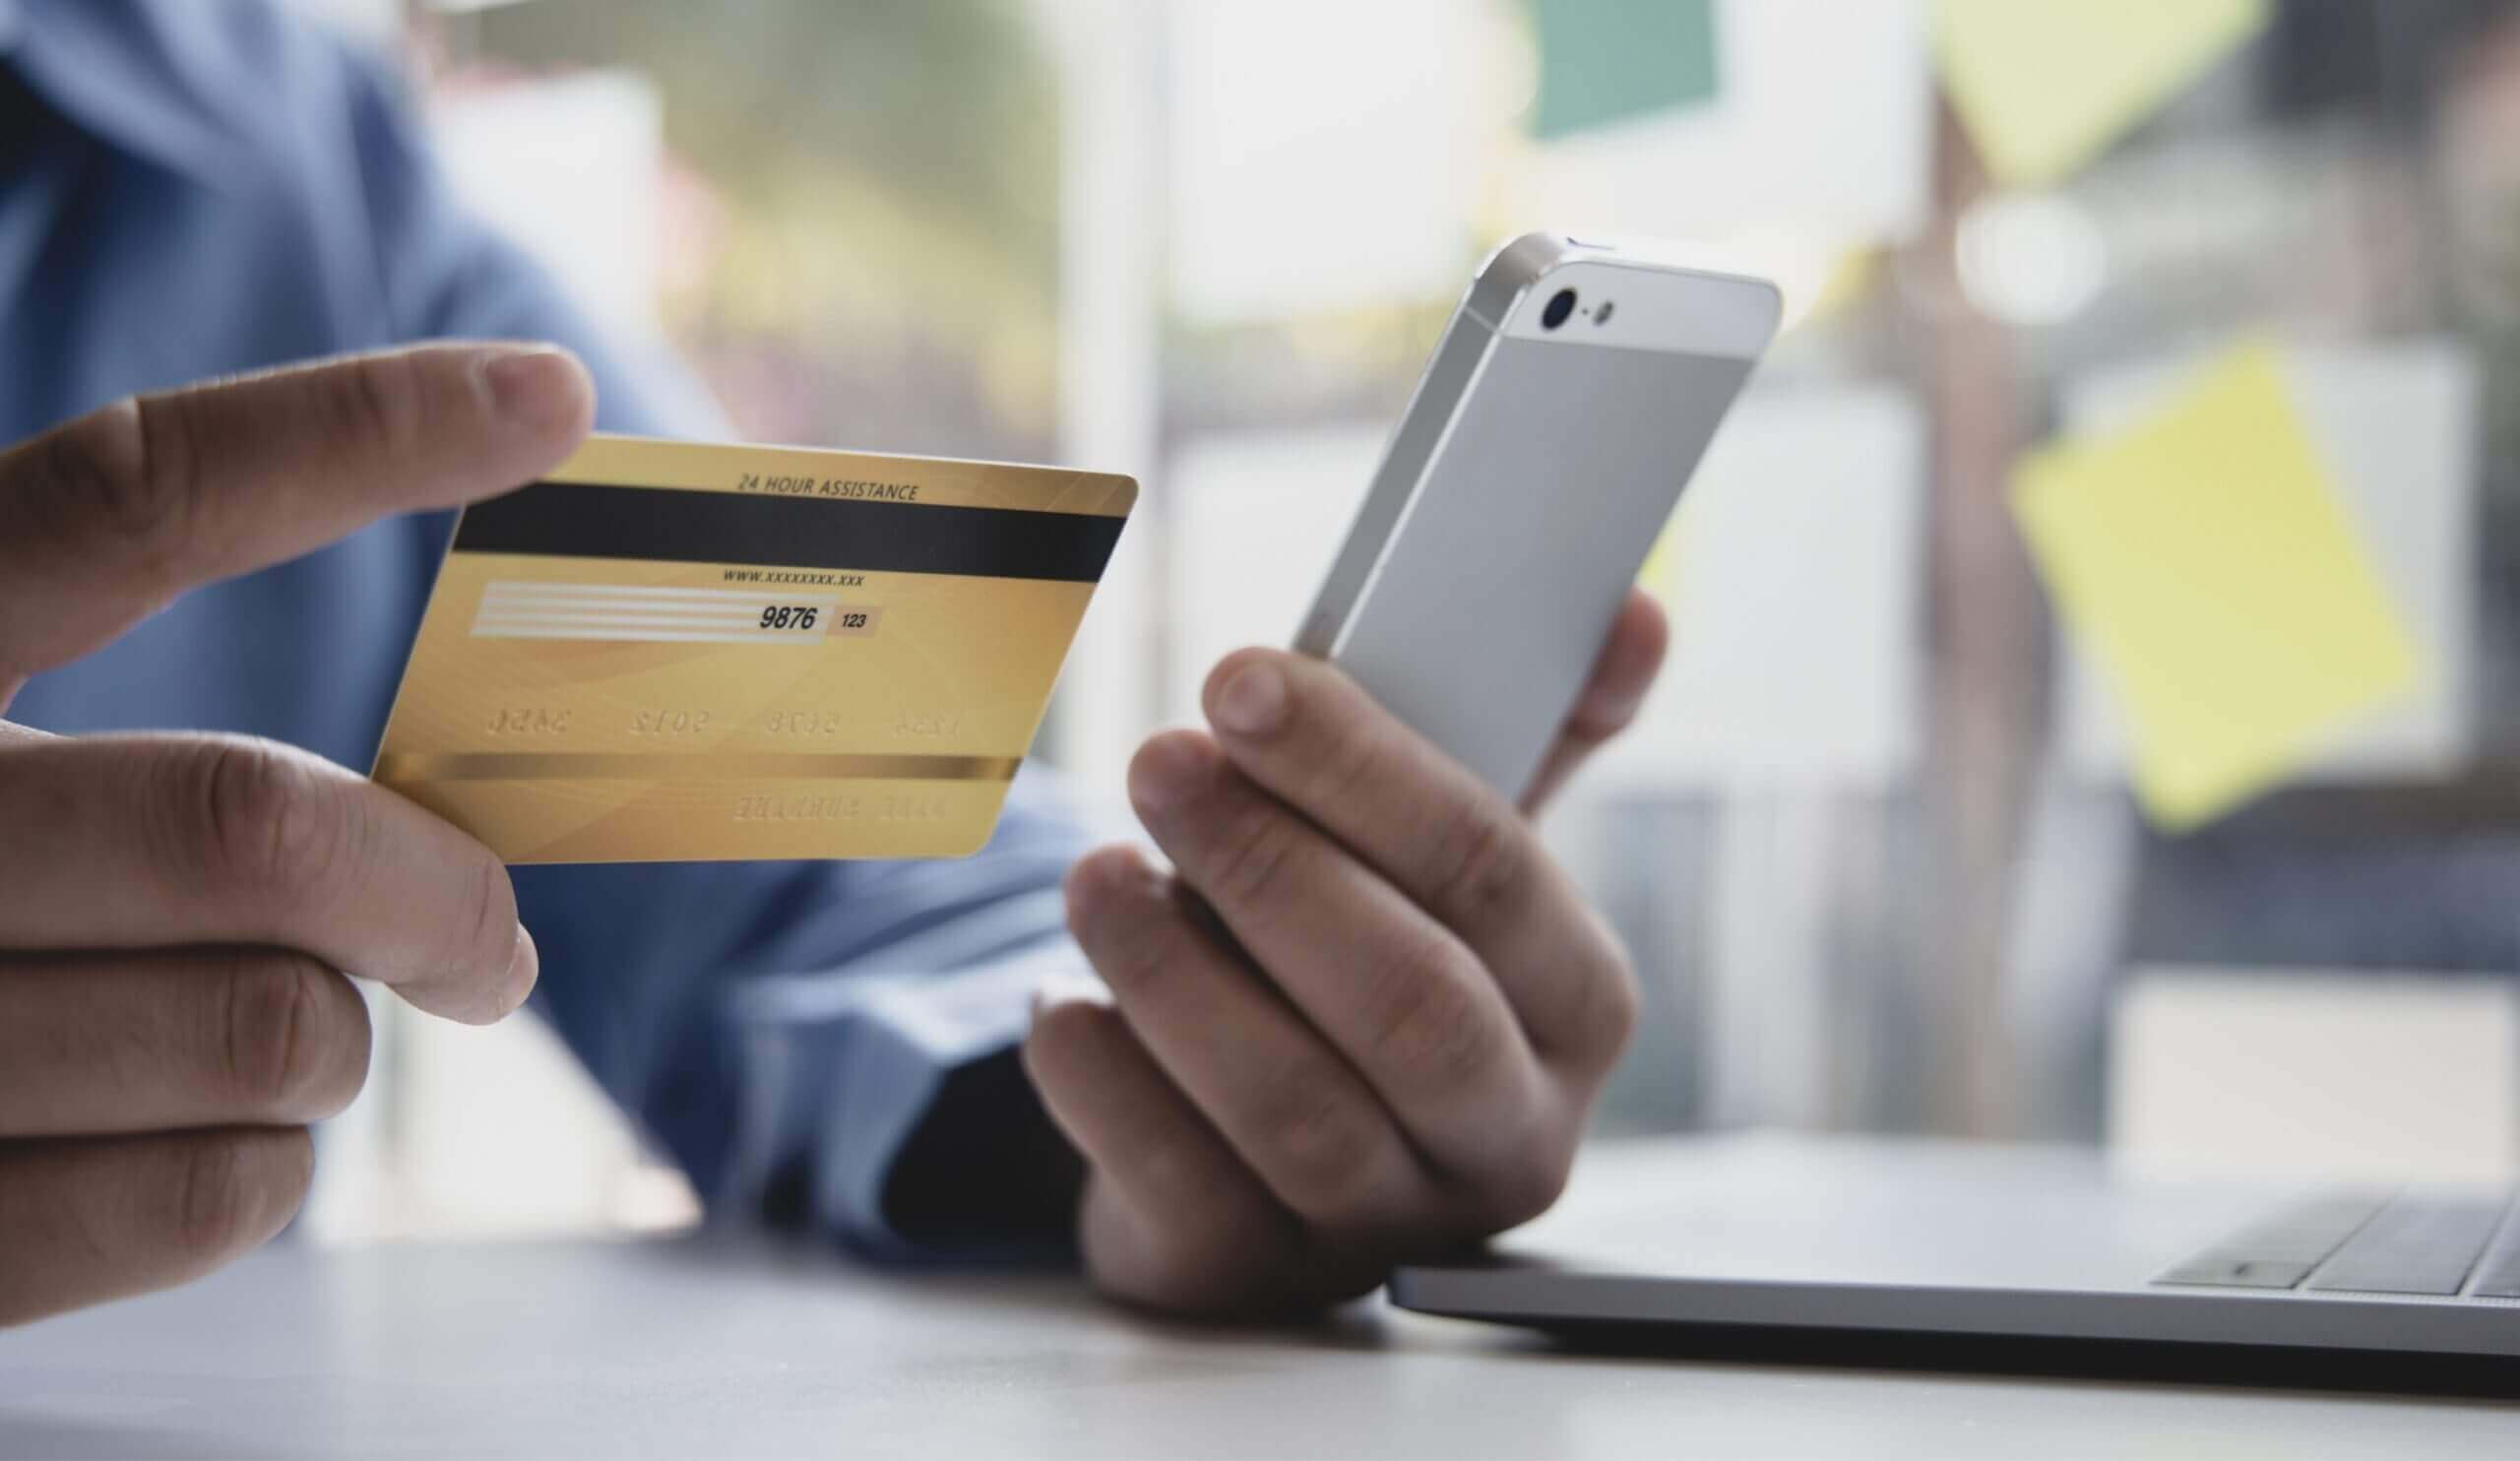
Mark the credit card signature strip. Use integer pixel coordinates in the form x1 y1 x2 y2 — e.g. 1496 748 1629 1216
476 582 830 603
465 626 829 644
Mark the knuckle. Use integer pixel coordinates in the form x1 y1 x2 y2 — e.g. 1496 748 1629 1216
1542 915 1642 1069
1091 913 1172 1001
1080 1175 1308 1317
1253 1081 1387 1226
167 1131 307 1260
0 744 77 841
1302 705 1389 811
179 738 340 896
318 351 427 458
214 951 360 1115
1579 948 1643 1065
1061 846 1144 951
1021 995 1111 1090
1105 1221 1224 1311
1129 1141 1221 1234
1065 868 1175 999
1362 938 1501 1099
19 396 194 565
1204 803 1303 913
1481 1138 1575 1232
1425 800 1530 930
1017 1011 1069 1087
170 1138 252 1258
1110 1202 1271 1315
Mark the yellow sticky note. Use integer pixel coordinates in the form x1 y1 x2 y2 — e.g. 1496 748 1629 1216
1638 512 1684 603
1637 487 1708 613
2012 345 2422 830
1934 0 2272 187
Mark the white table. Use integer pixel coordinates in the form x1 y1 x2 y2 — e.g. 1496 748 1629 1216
4 1141 2516 1459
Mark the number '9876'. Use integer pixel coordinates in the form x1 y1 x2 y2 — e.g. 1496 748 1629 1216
759 604 819 631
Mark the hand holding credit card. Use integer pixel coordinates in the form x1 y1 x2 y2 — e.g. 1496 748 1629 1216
372 434 1135 863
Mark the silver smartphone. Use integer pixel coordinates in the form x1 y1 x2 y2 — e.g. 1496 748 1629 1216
1296 232 1782 800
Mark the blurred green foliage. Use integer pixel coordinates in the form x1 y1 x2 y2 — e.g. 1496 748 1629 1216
472 0 1059 451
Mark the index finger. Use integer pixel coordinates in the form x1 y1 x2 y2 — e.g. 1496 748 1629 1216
1195 643 1639 1065
0 343 592 700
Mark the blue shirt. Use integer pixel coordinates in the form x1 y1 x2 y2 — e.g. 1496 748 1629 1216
0 0 1086 1259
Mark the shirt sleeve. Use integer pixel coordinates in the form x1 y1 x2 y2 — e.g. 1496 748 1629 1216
339 52 1090 1260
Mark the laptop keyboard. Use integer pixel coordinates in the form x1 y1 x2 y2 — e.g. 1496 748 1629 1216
2156 1192 2520 1298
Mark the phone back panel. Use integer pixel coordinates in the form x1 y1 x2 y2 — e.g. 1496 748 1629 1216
1304 322 1757 800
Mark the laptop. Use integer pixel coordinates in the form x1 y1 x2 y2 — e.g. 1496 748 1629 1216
1389 1134 2520 1368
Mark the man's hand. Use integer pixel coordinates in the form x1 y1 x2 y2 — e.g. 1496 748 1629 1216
1026 593 1667 1315
0 344 594 1326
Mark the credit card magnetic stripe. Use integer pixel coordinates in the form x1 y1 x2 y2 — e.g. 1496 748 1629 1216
454 481 1125 581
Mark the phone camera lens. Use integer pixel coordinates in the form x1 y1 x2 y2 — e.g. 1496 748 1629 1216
1542 288 1577 330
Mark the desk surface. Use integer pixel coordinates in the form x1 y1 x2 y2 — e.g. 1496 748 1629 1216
3 1141 2515 1459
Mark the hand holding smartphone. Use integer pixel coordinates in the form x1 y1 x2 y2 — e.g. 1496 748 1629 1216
1031 234 1773 1316
1298 233 1780 799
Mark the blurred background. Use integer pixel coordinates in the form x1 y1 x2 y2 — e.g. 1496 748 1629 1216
282 0 2520 1240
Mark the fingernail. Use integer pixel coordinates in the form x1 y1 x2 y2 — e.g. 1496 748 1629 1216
482 346 585 433
500 923 541 1015
1581 677 1649 730
1127 734 1206 816
1211 663 1287 737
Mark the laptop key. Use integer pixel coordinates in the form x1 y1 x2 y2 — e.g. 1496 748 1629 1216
2469 1249 2520 1300
2150 1194 2386 1290
2304 1200 2505 1297
2155 1258 2312 1289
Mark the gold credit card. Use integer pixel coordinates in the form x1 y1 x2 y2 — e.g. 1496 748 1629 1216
371 434 1135 863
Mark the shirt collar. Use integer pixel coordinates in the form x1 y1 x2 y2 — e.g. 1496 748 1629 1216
0 0 251 184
